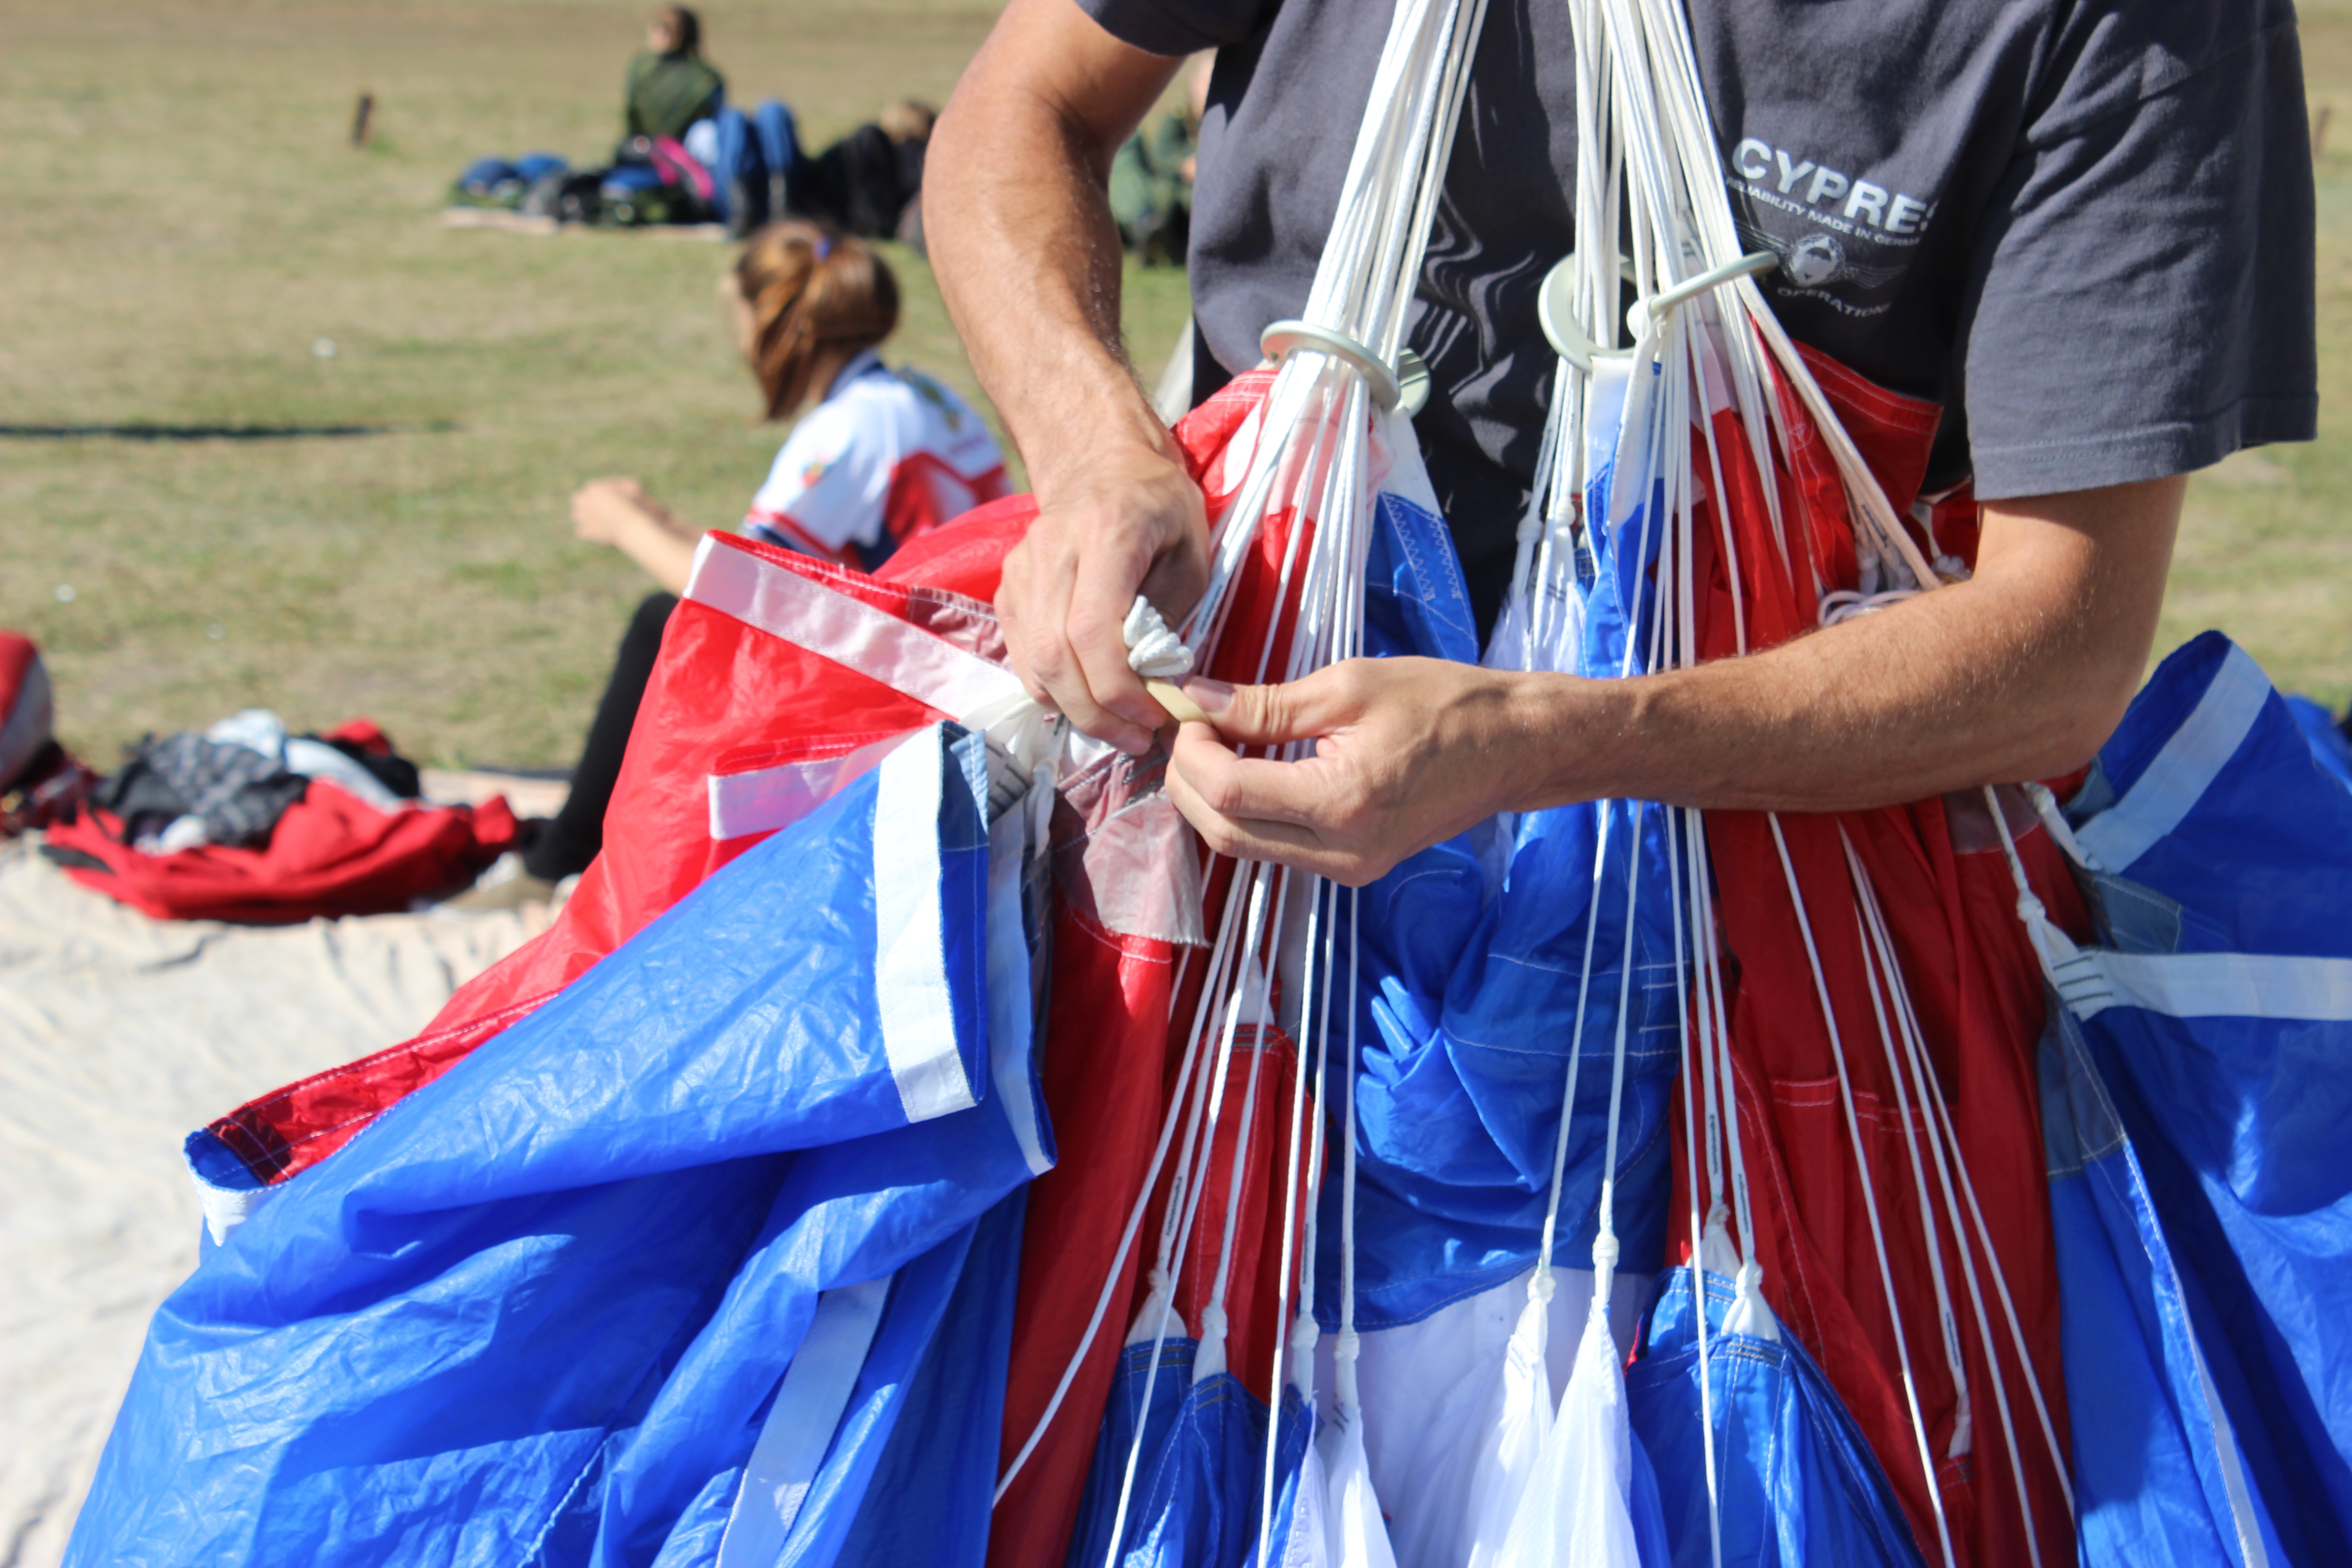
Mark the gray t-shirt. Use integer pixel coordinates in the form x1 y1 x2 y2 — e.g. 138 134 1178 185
1080 0 2317 628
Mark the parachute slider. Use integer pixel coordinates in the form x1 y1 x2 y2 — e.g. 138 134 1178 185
1539 250 1779 372
1258 320 1431 417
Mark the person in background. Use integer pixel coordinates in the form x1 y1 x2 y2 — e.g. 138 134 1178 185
625 5 725 145
448 220 1011 911
715 98 937 241
1107 54 1210 264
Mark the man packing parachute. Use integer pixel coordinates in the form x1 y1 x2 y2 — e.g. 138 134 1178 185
924 2 2327 1567
65 0 2339 1565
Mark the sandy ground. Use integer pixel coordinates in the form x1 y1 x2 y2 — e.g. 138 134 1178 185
0 827 557 1568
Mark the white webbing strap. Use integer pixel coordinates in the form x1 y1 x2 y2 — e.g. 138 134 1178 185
683 534 1022 720
716 1276 891 1568
2073 643 2268 877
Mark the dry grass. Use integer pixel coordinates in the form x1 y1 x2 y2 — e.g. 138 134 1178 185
1 0 2345 771
0 0 1191 766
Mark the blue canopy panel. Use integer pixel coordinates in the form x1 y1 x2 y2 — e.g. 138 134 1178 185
2281 695 2352 789
1626 1269 1925 1568
1109 1369 1270 1568
825 1189 1029 1568
69 722 1052 1568
1328 412 1681 1329
2040 1003 2282 1568
1066 1337 1203 1568
2057 632 2352 1564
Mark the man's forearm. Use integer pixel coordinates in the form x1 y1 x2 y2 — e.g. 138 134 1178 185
925 0 1184 495
1503 478 2187 813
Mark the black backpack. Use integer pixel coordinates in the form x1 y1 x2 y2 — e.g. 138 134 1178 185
521 170 606 225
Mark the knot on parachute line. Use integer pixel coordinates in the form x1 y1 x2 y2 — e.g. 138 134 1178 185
1123 597 1195 679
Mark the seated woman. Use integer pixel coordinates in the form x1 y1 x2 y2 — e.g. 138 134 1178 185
624 5 725 146
451 220 1009 910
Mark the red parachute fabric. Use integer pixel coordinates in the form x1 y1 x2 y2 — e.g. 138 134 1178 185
196 522 1029 1184
1672 346 2084 1567
990 367 1328 1568
190 369 1326 1568
46 780 515 924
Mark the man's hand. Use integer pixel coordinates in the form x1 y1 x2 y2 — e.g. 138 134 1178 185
999 446 1209 753
926 0 1199 753
1165 660 1539 885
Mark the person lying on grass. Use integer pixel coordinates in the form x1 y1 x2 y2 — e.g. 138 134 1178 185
447 219 1009 911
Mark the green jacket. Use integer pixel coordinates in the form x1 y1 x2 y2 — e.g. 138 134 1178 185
624 49 724 142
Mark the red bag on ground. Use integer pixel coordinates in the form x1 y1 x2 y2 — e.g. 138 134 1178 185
46 779 515 924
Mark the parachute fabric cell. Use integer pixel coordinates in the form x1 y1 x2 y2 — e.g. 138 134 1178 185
1626 1269 1926 1568
2037 1000 2282 1568
198 529 1028 1195
2020 631 2352 1564
71 721 1049 1567
1496 0 2086 1561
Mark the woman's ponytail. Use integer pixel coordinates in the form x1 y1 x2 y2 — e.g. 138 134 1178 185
735 221 901 421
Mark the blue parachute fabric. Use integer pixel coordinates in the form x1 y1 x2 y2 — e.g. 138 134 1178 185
1240 1391 1317 1568
1325 391 1680 1328
2039 1002 2283 1568
1365 489 1481 669
827 1189 1029 1568
1627 1416 1672 1568
666 1206 981 1568
69 722 1049 1568
1625 1269 1926 1568
2062 632 2352 1563
2282 695 2352 789
1064 1337 1201 1568
1114 1368 1271 1568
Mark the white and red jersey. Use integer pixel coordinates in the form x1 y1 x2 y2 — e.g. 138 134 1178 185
742 350 1010 572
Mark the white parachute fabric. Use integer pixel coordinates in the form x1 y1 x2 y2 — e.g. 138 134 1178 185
1323 1405 1397 1568
1460 1292 1554 1568
1494 1306 1648 1568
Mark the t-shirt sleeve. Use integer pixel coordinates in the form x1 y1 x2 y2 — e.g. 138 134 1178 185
1076 0 1275 59
1956 5 2315 500
742 402 891 561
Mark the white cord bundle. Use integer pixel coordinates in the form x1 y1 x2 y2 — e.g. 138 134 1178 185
1491 0 2077 1563
992 3 1492 1563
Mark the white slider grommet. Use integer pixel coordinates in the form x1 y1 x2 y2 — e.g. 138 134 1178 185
1259 320 1404 412
1538 251 1639 373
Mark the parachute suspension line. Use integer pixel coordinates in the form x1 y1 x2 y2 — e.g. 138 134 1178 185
1660 387 1727 1568
1842 888 1978 1469
1097 852 1280 1567
1764 812 1960 1568
1336 887 1367 1417
1294 876 1341 1405
1842 828 2064 1553
1198 946 1282 1382
1251 377 1375 1565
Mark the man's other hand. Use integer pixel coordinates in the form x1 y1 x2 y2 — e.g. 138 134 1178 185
999 445 1209 755
1165 659 1535 885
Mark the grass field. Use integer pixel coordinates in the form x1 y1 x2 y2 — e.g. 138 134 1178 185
2 0 2347 771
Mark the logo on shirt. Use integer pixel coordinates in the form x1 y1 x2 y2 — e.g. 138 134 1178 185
896 368 966 431
801 460 830 487
1724 138 1931 317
